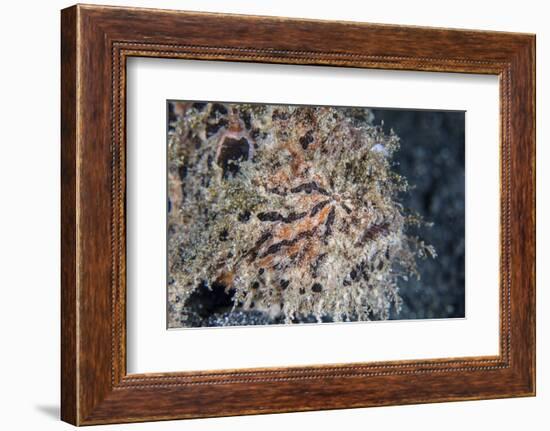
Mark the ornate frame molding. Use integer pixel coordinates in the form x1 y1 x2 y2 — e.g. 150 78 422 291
61 5 535 425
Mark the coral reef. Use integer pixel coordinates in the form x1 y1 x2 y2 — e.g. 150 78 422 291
167 101 435 328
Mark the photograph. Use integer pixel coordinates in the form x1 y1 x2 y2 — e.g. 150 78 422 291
166 101 465 328
0 0 537 427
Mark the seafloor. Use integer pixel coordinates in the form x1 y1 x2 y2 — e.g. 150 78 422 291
373 109 465 320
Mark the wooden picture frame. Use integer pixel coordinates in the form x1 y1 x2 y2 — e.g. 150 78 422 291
61 4 535 425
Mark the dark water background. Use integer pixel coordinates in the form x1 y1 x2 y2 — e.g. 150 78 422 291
372 109 465 319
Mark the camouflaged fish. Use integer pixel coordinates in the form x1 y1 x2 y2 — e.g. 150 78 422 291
167 102 435 327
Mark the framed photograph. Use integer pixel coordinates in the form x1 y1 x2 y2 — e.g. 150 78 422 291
61 4 535 425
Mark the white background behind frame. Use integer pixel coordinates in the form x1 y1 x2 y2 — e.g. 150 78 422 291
126 57 499 374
